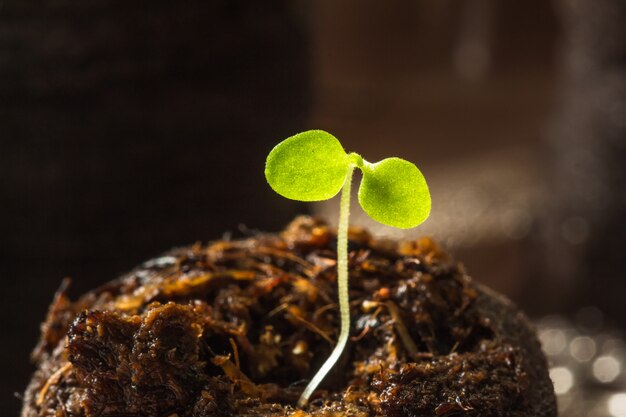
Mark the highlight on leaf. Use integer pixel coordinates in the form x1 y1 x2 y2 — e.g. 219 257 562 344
264 130 349 202
358 157 431 229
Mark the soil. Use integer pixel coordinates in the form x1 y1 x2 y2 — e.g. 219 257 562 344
21 216 556 417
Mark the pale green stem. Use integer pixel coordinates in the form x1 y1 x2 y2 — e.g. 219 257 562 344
297 164 355 408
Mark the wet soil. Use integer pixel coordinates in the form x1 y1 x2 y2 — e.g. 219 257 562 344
21 216 556 417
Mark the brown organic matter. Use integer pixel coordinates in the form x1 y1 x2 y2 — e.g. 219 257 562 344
21 216 556 417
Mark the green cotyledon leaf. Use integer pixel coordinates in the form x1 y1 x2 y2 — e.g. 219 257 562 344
358 157 431 229
265 130 349 201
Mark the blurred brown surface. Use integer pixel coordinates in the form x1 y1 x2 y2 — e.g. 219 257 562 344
545 0 626 330
311 0 559 303
311 0 625 332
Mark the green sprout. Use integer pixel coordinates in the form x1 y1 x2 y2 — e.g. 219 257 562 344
264 130 431 408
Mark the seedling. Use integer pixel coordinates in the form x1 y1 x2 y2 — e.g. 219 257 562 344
265 130 431 408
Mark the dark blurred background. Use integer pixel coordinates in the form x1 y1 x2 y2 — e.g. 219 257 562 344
1 0 624 415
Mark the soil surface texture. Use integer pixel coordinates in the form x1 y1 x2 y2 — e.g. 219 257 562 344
21 216 556 417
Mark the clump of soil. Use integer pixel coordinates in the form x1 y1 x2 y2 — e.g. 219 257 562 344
21 216 556 417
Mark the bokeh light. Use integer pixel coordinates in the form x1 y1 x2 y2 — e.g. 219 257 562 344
550 366 574 395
